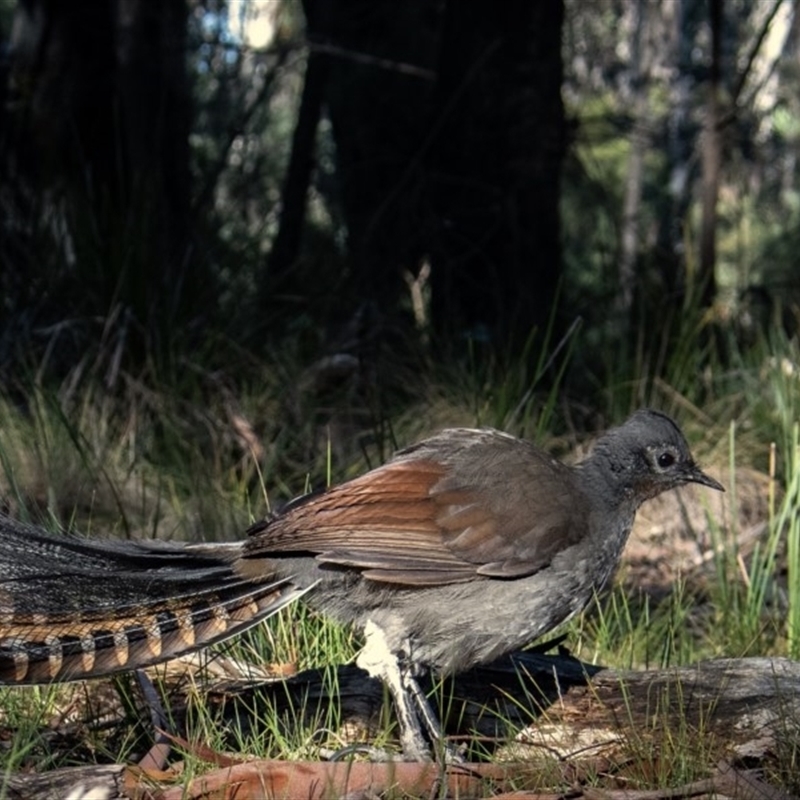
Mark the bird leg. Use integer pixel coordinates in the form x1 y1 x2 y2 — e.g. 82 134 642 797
401 666 464 763
356 619 432 761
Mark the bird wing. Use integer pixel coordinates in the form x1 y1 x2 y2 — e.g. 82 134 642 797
243 432 590 586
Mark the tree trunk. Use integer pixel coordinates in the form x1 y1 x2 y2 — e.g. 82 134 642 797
321 0 438 314
427 0 566 350
265 0 331 284
617 4 652 322
3 0 194 367
112 0 194 350
657 0 700 303
699 0 722 309
318 0 566 352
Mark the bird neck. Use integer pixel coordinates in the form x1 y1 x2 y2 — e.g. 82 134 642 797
574 449 642 515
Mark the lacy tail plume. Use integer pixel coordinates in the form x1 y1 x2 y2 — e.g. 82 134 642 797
0 515 304 684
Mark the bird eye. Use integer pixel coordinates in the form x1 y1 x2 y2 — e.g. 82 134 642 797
657 451 676 468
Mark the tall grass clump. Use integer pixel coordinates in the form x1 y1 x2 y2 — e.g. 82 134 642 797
772 425 800 658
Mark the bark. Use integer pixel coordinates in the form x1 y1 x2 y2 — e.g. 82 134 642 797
4 759 792 800
427 0 566 349
699 0 722 309
617 3 652 320
265 0 331 282
657 0 700 301
3 0 194 364
3 764 131 800
317 0 566 351
116 0 193 336
216 653 800 761
322 0 438 313
4 655 797 799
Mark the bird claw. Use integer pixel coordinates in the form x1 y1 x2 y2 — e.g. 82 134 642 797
324 743 407 762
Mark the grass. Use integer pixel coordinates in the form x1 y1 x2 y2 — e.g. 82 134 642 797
1 327 799 795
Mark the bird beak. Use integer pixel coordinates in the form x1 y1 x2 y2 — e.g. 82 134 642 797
687 465 725 492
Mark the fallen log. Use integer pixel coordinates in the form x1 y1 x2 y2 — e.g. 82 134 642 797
3 654 798 799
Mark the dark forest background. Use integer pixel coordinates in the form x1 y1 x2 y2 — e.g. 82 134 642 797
1 0 799 451
4 5 800 792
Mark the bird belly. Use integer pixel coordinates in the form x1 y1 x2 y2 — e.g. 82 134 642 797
272 544 619 677
297 564 596 676
406 567 597 674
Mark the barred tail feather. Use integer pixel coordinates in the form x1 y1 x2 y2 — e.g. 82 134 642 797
0 514 303 684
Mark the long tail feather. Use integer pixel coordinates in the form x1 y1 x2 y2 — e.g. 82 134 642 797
0 514 303 684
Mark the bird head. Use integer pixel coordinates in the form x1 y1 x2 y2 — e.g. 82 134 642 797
588 409 724 505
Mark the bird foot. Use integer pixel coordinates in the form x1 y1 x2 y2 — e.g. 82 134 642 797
323 743 407 762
